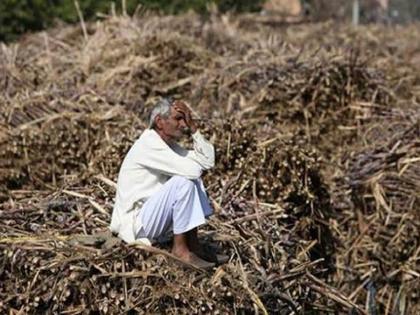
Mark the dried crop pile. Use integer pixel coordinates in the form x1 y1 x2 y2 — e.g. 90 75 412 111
190 51 394 164
0 230 335 314
1 12 419 314
0 117 341 313
1 107 142 191
202 119 335 267
330 105 420 314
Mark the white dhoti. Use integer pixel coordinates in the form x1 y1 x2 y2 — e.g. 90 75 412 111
135 176 213 242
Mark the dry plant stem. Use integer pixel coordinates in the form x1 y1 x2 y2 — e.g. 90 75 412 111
74 0 88 42
306 273 368 314
1 11 419 314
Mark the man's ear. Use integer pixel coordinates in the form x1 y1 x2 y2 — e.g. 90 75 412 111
154 115 163 130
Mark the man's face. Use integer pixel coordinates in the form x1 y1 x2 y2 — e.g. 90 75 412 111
156 107 188 142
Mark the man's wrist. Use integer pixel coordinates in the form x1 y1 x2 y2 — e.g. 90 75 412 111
189 119 198 134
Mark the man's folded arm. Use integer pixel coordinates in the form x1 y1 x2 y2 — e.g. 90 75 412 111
189 131 215 170
138 146 203 180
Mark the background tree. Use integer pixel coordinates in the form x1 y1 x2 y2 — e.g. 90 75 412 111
0 0 265 42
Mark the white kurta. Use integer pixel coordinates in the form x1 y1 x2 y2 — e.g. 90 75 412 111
110 128 215 243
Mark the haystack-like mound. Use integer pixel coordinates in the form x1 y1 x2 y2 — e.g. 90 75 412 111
331 104 419 315
1 12 419 314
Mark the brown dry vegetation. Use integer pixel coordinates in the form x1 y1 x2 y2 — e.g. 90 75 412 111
0 12 419 314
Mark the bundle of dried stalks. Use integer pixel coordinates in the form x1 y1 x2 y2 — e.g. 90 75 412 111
1 11 419 314
332 104 419 314
0 106 143 191
0 115 340 313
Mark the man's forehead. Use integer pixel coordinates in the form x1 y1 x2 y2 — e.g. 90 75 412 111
169 107 177 115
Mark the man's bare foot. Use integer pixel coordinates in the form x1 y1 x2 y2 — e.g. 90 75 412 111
172 249 215 269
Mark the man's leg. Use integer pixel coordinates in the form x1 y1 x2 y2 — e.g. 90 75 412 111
172 233 190 259
186 184 229 264
136 176 214 268
195 179 213 218
186 228 200 253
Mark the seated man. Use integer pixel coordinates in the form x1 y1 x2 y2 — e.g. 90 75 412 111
110 98 216 268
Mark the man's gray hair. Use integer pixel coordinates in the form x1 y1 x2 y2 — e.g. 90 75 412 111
149 98 173 129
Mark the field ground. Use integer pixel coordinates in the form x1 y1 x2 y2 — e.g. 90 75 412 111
0 12 419 314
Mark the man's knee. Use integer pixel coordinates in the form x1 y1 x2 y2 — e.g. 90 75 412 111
169 175 196 191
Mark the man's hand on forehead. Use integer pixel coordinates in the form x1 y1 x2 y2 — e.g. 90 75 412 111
172 100 197 133
172 100 190 115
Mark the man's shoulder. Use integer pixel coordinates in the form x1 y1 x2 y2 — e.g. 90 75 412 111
138 129 163 145
138 128 152 139
131 129 167 153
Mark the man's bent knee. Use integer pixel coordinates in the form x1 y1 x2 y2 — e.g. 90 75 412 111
169 175 196 189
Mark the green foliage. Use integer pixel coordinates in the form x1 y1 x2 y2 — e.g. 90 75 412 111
0 0 48 41
0 0 116 42
0 0 266 42
138 0 264 15
214 0 263 13
139 0 208 14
